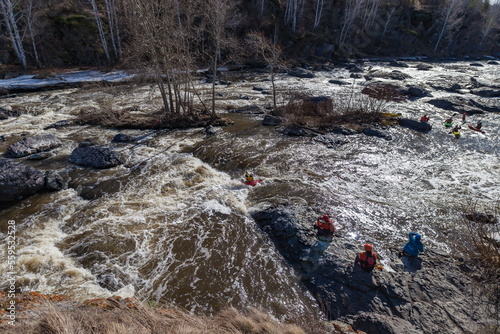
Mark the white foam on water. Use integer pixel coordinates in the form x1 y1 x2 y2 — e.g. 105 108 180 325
0 190 116 299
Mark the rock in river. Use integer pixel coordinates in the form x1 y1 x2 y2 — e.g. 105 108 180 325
7 134 62 158
0 159 45 202
398 118 432 132
69 142 125 169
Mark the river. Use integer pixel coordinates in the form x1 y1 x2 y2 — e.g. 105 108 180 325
0 59 499 321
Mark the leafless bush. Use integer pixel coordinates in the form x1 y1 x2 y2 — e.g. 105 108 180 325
277 84 392 129
447 200 500 333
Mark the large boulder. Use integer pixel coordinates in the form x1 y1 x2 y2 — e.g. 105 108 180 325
251 205 492 334
44 171 66 191
262 115 282 126
44 120 75 130
470 88 500 97
230 104 265 114
314 134 349 149
0 159 45 202
398 118 432 132
7 134 62 158
404 85 431 98
278 124 317 137
69 142 125 169
427 97 486 114
288 67 315 78
112 133 136 143
365 69 411 81
363 127 392 140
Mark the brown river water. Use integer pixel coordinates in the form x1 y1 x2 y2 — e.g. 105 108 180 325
0 60 499 320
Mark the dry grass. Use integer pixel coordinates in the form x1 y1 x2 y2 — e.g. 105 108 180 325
0 293 333 334
276 84 401 130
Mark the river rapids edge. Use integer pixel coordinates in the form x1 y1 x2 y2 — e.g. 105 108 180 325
0 59 499 334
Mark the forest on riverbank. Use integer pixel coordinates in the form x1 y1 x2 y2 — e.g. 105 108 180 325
1 0 499 73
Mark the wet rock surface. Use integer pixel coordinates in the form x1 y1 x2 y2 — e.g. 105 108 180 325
314 134 349 149
230 104 265 114
0 159 45 202
251 205 492 334
112 133 136 143
7 134 62 158
262 115 283 126
69 142 125 169
398 118 432 132
288 67 315 78
43 119 75 130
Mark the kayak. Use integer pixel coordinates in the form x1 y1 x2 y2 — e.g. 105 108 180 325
453 131 460 138
444 123 452 127
468 125 485 133
243 180 262 186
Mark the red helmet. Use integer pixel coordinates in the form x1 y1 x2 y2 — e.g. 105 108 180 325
364 244 373 251
323 215 329 220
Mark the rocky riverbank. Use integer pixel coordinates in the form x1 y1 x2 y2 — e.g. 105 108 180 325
251 205 496 334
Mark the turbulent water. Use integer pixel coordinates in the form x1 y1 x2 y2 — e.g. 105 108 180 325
0 60 499 320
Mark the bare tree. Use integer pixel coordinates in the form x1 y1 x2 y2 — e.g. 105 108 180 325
479 4 500 47
339 0 364 47
0 0 27 69
22 0 41 67
362 0 382 30
121 0 199 116
89 0 111 63
314 0 324 29
247 31 283 112
203 0 240 117
284 0 303 31
105 0 122 60
381 7 396 39
434 0 466 53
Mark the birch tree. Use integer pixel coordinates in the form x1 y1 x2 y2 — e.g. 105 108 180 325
22 0 41 67
362 0 382 30
284 0 303 31
0 0 27 69
314 0 324 29
89 0 111 63
479 4 500 47
434 0 466 52
339 0 364 47
203 0 239 117
105 0 121 60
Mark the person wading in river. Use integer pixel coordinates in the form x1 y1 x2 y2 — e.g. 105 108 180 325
355 244 378 272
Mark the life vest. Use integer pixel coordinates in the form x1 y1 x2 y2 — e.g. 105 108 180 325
317 218 334 233
358 251 377 271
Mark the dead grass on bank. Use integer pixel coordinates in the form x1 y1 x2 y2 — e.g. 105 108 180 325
0 293 334 334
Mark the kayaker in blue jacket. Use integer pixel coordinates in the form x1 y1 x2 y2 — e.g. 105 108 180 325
401 232 424 257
